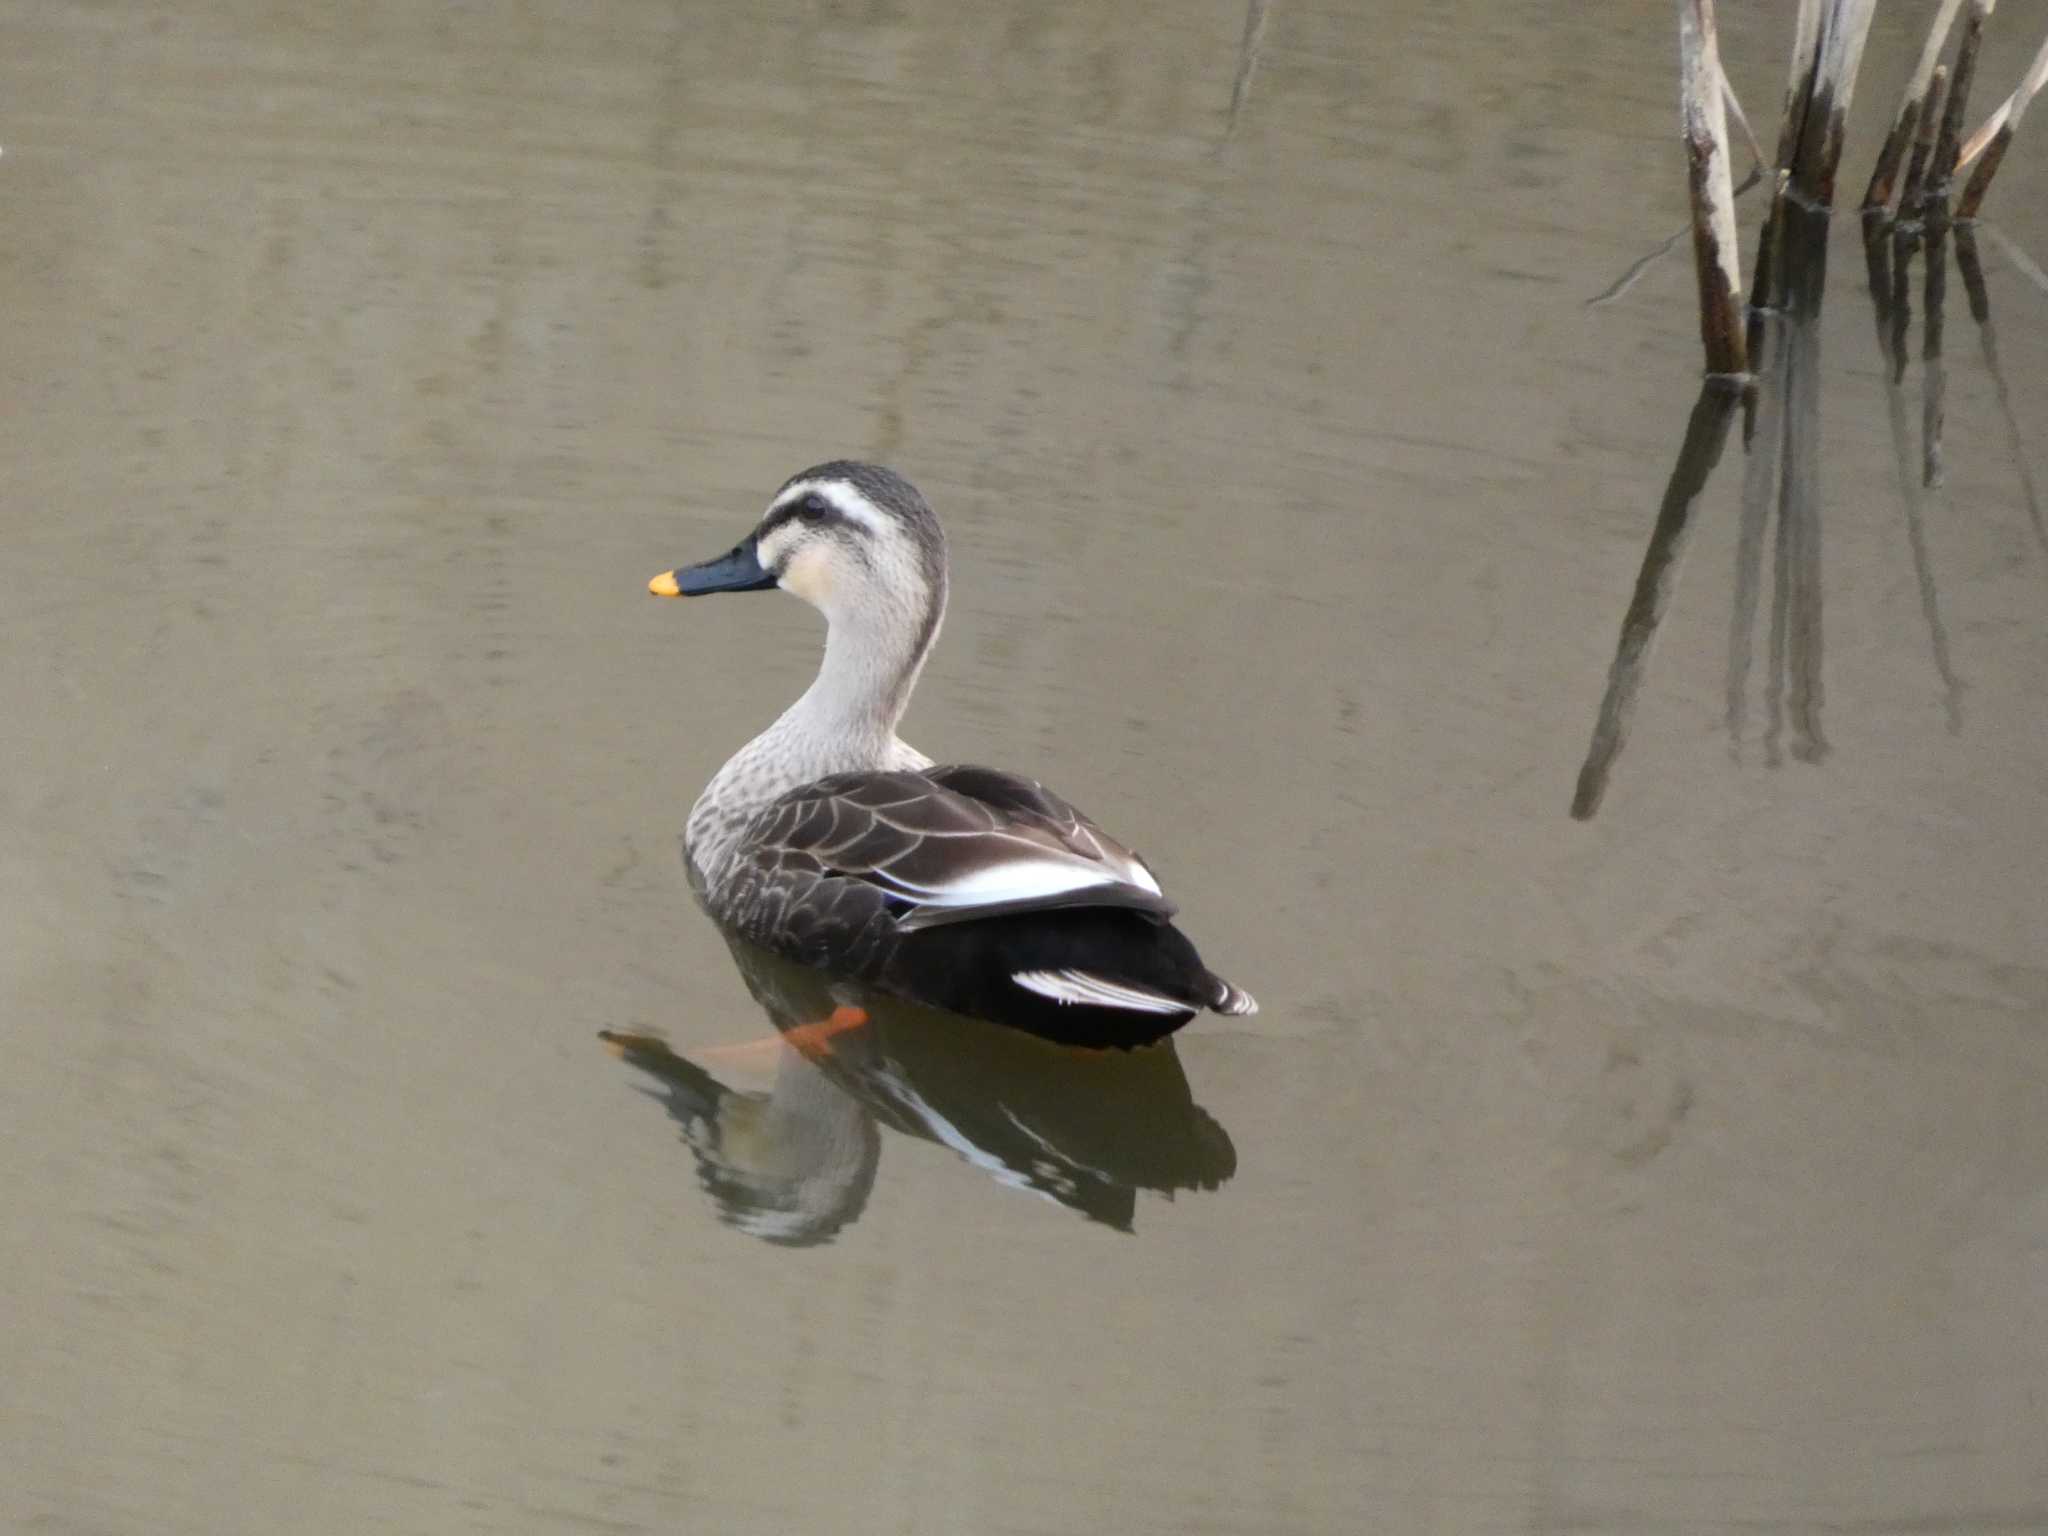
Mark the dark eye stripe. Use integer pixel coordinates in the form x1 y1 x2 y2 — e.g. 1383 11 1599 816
761 492 873 538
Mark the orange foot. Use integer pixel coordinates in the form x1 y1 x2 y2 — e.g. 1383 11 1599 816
693 1005 871 1067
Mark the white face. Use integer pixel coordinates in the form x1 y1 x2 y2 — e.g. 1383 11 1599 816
752 479 907 617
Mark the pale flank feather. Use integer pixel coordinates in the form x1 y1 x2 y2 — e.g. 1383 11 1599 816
1011 968 1192 1015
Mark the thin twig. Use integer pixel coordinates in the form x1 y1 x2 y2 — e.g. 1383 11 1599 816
1956 30 2048 169
1584 165 1764 307
1957 32 2048 214
1720 72 1768 172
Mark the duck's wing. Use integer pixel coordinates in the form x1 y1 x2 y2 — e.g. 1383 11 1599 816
742 767 1175 936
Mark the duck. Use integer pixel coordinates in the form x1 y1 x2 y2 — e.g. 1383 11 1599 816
648 460 1256 1049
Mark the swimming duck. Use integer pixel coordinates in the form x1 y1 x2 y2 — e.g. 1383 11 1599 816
649 461 1256 1048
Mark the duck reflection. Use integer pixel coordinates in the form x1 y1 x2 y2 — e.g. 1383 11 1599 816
602 937 1236 1246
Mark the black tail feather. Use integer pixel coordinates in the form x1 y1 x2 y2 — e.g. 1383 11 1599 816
883 908 1231 1048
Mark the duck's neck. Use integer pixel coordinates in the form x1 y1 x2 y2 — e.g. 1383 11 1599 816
787 598 937 745
687 590 943 886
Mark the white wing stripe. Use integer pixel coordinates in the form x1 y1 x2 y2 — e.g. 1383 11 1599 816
873 856 1124 909
1114 852 1163 897
1011 969 1189 1015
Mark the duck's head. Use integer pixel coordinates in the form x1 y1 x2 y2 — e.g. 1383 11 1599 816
651 462 948 643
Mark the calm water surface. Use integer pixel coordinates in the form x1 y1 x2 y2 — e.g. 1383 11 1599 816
5 2 2048 1531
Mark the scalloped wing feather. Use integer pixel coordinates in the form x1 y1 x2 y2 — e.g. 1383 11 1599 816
729 767 1175 939
921 764 1165 899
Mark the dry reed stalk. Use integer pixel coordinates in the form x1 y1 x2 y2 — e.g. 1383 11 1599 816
1916 3 1990 493
1932 0 1996 190
1753 0 1876 323
1681 0 1747 375
1753 0 1827 315
1956 31 2048 215
1864 0 1964 211
1897 65 1950 224
1773 0 1827 171
1787 0 1878 206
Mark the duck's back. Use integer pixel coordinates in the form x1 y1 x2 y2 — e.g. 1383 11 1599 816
702 764 1252 1046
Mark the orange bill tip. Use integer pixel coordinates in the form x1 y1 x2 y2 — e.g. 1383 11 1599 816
648 570 681 597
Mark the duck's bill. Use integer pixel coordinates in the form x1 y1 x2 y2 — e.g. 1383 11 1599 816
649 541 777 597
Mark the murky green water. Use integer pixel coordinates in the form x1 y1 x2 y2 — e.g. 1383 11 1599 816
5 2 2047 1530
